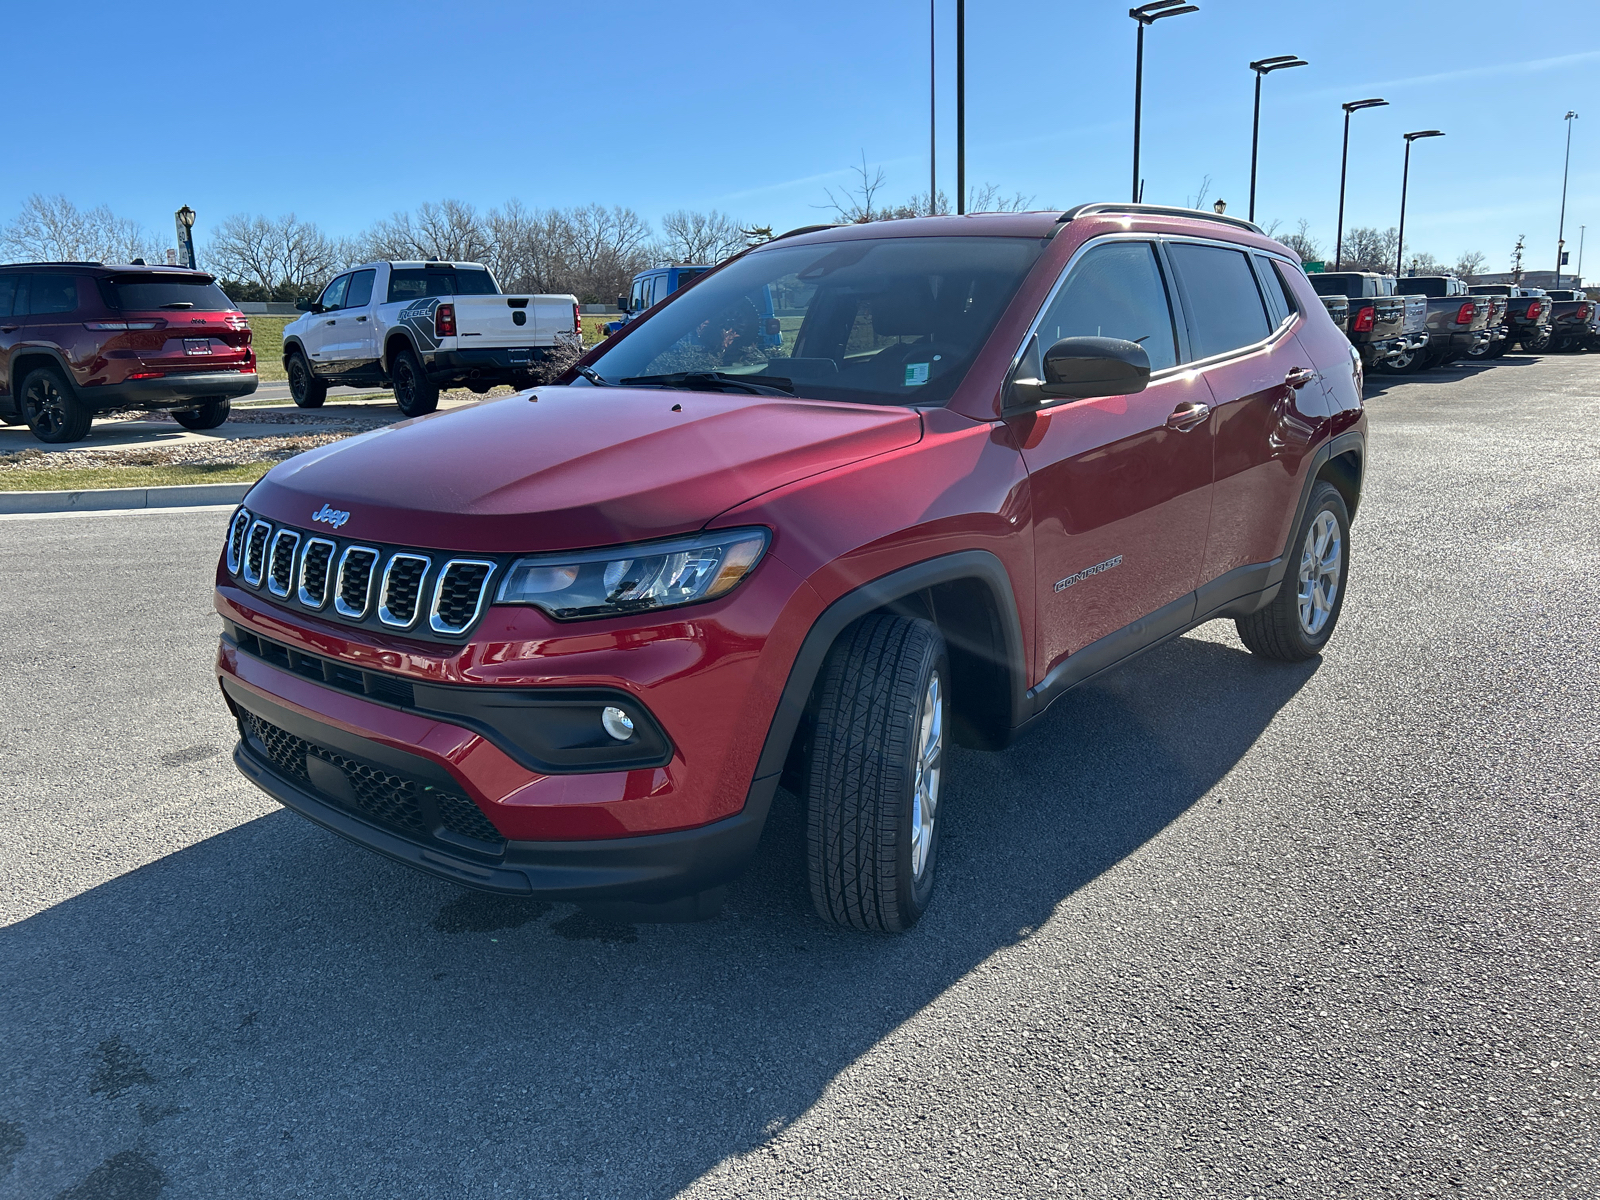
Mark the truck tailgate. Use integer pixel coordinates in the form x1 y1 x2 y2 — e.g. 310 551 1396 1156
453 296 552 348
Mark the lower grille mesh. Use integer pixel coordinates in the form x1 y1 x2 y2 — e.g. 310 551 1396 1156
240 710 503 847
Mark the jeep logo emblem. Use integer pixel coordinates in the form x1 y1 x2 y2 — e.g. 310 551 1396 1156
312 504 351 529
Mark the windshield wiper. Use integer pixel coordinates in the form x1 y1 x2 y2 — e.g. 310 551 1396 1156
159 302 195 309
619 371 795 398
575 365 610 386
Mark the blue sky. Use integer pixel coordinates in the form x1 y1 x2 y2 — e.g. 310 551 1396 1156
6 1 1597 276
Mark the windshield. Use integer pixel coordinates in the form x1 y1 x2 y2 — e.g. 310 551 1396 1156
584 235 1045 407
108 276 236 311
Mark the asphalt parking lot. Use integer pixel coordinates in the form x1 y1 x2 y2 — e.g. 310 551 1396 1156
1 353 1596 1199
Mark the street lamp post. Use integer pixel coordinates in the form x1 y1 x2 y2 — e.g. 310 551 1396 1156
174 206 197 270
1129 1 1199 204
1335 98 1387 269
930 0 937 210
956 0 965 213
1248 55 1307 223
1557 110 1578 288
1396 130 1444 278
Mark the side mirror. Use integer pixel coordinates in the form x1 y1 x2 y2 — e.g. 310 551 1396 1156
295 298 312 311
1007 336 1151 412
616 295 628 312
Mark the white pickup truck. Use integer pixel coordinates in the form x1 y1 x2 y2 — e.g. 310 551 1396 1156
281 261 579 415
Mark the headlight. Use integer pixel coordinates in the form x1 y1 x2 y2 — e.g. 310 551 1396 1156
497 528 769 620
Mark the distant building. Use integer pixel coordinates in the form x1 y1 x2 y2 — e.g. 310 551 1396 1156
1470 270 1583 289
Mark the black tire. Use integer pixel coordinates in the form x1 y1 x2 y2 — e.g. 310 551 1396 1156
1463 338 1494 362
20 366 92 443
1525 330 1552 353
171 397 230 430
391 347 439 418
287 351 327 409
1 412 23 426
803 614 949 932
1236 481 1351 662
1376 346 1422 375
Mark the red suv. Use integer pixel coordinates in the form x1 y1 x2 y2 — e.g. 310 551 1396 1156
0 262 257 442
215 205 1366 931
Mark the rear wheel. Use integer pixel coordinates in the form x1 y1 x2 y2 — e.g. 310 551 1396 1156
391 347 439 418
287 352 327 408
1463 338 1494 362
20 366 92 443
1377 346 1421 374
172 397 230 430
1525 330 1553 353
803 614 948 932
1236 481 1351 662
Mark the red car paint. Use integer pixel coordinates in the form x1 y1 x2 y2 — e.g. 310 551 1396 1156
216 207 1366 905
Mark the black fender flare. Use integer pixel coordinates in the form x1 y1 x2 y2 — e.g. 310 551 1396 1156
9 345 81 397
1266 428 1366 591
380 326 423 374
744 549 1029 815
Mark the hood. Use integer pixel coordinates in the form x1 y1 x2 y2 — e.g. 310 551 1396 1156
245 387 922 553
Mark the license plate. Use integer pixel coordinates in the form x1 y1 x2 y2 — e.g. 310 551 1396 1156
184 338 213 355
507 348 532 364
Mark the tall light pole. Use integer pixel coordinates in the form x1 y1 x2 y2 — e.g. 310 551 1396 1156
1396 130 1444 278
1579 225 1587 286
1248 55 1307 223
1129 1 1199 204
1336 98 1388 269
930 0 937 210
956 0 965 214
1556 110 1578 287
174 206 197 270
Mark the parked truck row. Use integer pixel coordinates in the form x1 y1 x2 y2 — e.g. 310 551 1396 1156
1306 269 1596 375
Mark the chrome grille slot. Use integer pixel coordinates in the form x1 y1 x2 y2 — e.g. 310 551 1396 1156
267 529 301 597
243 520 272 586
430 560 496 634
378 554 432 628
226 508 252 575
334 547 380 618
297 538 336 608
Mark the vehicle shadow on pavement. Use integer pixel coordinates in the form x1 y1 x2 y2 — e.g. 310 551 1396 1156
0 630 1317 1200
1362 355 1539 398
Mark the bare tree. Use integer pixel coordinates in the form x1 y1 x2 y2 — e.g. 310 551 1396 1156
206 213 342 294
1 194 160 263
965 183 1033 213
1184 175 1213 210
1452 250 1487 281
821 153 889 223
357 199 490 263
1339 226 1399 273
1275 219 1321 263
658 210 747 264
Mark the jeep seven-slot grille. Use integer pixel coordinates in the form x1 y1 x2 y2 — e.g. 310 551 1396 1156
239 709 503 846
224 508 501 641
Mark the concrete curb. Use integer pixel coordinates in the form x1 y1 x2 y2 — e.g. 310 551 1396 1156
0 481 253 515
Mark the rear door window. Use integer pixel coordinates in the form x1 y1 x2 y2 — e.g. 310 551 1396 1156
1033 240 1178 371
105 276 235 311
28 275 82 316
1252 256 1299 326
344 269 376 309
1167 242 1271 360
0 275 18 318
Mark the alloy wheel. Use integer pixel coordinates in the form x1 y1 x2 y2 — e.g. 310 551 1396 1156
909 670 943 880
24 375 69 439
1296 511 1342 637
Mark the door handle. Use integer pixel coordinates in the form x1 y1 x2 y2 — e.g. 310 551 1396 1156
325 319 337 326
355 315 368 322
1285 366 1317 389
0 325 17 333
1166 402 1211 432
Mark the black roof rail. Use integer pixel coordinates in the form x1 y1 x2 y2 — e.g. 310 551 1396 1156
1054 203 1265 236
770 224 842 242
0 260 105 268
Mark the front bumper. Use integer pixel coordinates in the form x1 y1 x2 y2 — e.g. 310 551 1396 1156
81 370 259 411
226 676 772 902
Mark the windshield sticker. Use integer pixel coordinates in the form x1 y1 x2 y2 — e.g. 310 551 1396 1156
904 363 930 386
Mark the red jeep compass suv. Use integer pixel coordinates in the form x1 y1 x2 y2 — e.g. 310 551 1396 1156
215 205 1366 931
0 262 258 442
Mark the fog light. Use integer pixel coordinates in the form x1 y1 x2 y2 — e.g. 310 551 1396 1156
601 706 635 741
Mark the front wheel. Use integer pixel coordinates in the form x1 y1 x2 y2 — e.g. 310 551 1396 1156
391 348 440 418
172 397 230 430
21 367 92 443
1236 481 1351 662
803 615 949 932
287 353 327 408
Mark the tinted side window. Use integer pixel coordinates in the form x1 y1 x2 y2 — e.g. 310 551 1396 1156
1167 242 1271 360
28 275 81 316
345 269 376 309
319 274 350 311
1034 241 1178 371
0 275 15 318
452 268 498 295
1253 256 1298 325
